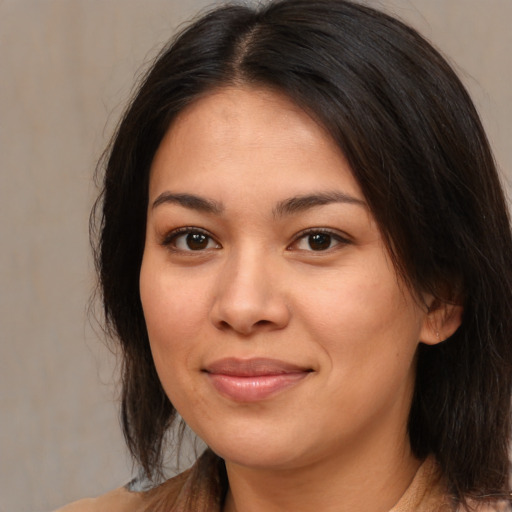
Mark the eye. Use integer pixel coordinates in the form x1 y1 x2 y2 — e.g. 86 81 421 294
163 228 220 252
291 230 350 252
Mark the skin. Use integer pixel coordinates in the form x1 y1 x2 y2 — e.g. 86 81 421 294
139 86 460 512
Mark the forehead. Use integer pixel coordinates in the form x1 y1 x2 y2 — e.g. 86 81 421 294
149 86 363 203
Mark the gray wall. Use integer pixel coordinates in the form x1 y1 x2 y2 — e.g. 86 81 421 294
1 1 510 511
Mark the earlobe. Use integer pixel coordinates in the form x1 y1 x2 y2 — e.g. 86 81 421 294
420 301 463 345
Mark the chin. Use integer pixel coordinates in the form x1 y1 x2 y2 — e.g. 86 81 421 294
198 423 313 471
212 442 302 470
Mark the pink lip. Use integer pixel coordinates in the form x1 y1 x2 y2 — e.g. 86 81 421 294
203 358 312 402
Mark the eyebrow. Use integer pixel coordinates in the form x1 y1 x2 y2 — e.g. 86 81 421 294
273 191 366 218
152 192 223 214
151 190 365 217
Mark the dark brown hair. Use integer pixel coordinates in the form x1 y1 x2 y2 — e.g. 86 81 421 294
93 0 512 505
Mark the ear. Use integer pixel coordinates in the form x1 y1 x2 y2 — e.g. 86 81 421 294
419 299 463 345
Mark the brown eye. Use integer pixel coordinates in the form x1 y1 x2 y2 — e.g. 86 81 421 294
165 229 220 252
291 229 350 252
186 232 209 250
307 233 332 251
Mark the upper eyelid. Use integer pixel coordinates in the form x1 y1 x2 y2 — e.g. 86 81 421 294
161 226 219 246
159 226 352 248
291 227 352 243
286 228 353 254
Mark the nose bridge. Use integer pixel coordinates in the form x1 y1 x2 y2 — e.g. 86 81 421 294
210 243 289 334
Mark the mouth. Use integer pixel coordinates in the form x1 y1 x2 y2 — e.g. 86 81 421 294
203 357 313 402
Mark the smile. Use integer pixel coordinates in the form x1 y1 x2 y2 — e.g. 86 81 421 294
203 357 312 402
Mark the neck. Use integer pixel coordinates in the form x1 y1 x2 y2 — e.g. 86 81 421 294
223 431 421 512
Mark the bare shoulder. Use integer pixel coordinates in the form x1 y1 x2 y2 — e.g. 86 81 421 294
53 486 145 512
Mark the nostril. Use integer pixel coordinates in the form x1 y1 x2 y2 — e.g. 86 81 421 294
218 320 231 330
210 294 291 334
255 320 272 327
215 318 276 334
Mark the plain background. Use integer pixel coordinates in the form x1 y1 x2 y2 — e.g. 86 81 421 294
1 1 511 511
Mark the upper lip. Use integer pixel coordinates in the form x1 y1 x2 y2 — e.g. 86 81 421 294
203 357 312 377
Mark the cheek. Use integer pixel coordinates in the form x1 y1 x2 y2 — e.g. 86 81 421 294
140 268 213 417
139 259 209 374
295 262 422 377
299 276 421 433
297 267 403 334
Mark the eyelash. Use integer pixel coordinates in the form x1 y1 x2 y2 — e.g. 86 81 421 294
160 227 352 253
288 228 352 252
161 227 220 252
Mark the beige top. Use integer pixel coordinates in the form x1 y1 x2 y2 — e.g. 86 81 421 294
55 450 511 512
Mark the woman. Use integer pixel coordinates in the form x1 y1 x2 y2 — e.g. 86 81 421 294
57 0 512 510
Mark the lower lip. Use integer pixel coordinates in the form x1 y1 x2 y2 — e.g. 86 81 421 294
206 372 309 402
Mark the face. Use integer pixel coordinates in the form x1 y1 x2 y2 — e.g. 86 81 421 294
140 86 435 472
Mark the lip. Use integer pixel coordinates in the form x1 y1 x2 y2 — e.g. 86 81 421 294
203 357 312 402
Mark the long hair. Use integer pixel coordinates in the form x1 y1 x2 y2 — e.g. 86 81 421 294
93 0 512 504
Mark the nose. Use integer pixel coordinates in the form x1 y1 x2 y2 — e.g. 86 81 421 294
209 250 291 336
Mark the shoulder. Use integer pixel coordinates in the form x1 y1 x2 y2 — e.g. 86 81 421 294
53 450 221 512
53 469 193 512
53 486 145 512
